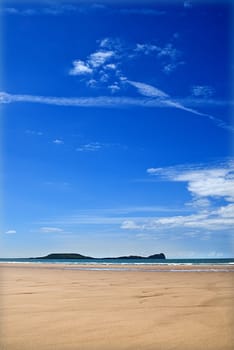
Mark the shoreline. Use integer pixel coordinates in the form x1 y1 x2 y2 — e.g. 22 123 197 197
1 262 234 272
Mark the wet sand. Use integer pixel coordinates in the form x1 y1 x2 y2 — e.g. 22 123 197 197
1 263 233 350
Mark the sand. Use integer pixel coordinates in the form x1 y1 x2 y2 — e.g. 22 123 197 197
0 264 233 350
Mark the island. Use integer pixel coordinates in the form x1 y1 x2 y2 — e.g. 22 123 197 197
33 252 166 260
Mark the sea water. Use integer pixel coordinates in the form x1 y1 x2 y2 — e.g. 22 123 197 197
0 257 233 272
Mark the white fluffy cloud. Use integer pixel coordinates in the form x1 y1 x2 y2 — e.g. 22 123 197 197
108 83 120 93
68 36 184 93
216 203 234 218
125 162 234 234
147 163 234 201
120 220 142 230
69 49 115 78
68 44 120 89
69 60 93 75
88 51 115 68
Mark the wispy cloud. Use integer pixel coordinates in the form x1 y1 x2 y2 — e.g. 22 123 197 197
38 205 190 227
186 198 211 209
38 203 234 233
176 98 233 107
134 43 158 55
1 90 232 132
5 230 16 234
108 83 121 93
121 204 234 232
43 181 71 191
40 227 63 233
1 4 167 17
76 142 126 152
184 1 193 8
76 142 105 152
25 129 43 136
53 139 64 145
127 80 169 98
119 8 166 16
191 85 215 98
163 62 185 74
1 7 37 15
42 4 78 15
157 43 180 61
127 80 233 131
134 42 184 74
98 37 124 52
67 39 226 112
1 4 80 16
36 189 234 236
0 91 148 107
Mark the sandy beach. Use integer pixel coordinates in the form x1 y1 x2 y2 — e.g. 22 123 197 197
1 264 233 350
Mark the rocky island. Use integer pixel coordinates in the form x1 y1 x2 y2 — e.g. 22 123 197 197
33 252 166 260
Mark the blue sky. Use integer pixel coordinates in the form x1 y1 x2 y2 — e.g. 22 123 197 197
1 0 233 258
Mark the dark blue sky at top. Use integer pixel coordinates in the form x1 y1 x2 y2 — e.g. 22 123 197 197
1 0 233 258
3 2 231 96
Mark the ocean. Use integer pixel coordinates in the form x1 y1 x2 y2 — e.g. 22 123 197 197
0 257 234 272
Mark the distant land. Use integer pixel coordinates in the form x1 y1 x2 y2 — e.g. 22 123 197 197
33 253 166 260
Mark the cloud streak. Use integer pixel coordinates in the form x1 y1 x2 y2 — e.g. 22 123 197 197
127 80 169 98
40 227 63 233
121 204 234 232
1 90 232 132
1 4 167 17
37 203 234 233
1 4 79 16
127 81 234 132
0 91 162 107
119 8 166 16
66 38 231 131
